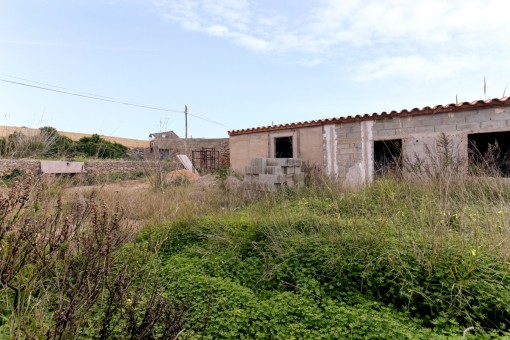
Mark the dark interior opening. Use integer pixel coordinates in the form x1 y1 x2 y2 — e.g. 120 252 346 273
374 139 402 177
159 148 170 160
468 131 510 177
275 136 293 158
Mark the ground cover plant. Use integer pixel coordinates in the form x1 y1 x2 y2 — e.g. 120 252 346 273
1 165 509 338
148 175 510 339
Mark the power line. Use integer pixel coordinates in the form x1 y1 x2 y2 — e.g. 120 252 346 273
187 109 231 128
0 78 183 113
0 77 230 128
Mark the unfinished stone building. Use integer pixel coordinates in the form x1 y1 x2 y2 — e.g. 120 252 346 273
229 97 510 185
149 131 230 172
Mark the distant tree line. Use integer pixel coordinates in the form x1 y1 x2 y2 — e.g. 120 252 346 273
0 127 128 159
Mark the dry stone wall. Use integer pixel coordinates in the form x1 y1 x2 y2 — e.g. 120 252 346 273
0 159 177 177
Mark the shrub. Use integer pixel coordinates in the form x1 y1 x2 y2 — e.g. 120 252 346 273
74 134 127 159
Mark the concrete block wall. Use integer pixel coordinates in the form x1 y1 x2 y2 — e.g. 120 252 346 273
243 158 303 192
230 105 510 186
230 126 323 174
330 106 510 185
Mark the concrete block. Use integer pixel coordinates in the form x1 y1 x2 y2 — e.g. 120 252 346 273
379 120 402 129
481 120 506 129
440 117 465 125
243 174 258 182
262 166 284 175
266 158 287 166
434 124 457 132
283 166 296 175
40 160 85 174
375 129 396 136
414 126 435 133
346 131 362 138
245 166 263 174
456 122 481 131
285 159 302 167
490 110 510 121
258 174 285 184
465 113 490 123
251 158 268 167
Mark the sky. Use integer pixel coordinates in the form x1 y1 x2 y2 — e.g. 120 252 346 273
1 0 509 140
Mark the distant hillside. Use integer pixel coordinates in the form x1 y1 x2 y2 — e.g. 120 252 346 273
0 126 150 148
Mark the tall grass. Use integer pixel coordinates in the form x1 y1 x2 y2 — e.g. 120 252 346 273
2 145 510 338
150 167 510 338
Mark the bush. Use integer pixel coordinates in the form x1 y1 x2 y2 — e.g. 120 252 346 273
74 134 127 159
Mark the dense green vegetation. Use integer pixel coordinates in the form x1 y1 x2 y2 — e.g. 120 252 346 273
1 170 509 338
0 127 127 159
145 179 510 339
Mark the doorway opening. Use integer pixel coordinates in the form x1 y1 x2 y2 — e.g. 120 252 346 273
374 139 402 177
468 131 510 176
275 136 293 158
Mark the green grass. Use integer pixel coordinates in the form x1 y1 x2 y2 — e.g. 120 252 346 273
146 177 510 338
2 173 510 338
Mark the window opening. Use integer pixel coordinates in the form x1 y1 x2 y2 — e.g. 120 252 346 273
468 131 510 177
275 136 293 158
374 139 402 177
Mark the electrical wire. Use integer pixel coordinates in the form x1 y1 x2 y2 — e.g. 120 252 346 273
0 76 230 128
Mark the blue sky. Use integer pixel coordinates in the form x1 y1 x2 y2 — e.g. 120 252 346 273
1 0 509 139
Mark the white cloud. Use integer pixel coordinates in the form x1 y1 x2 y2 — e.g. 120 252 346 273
151 0 510 77
353 55 481 81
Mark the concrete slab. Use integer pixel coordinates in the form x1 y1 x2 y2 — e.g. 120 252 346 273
40 160 85 174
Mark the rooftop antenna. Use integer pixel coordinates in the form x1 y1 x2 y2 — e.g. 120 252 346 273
484 76 487 100
503 83 508 98
185 105 188 139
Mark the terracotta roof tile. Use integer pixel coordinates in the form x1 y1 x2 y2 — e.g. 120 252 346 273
228 97 510 136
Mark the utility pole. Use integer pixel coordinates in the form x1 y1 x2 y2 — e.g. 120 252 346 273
185 105 188 140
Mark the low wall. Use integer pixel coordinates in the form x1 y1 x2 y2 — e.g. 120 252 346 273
0 159 178 177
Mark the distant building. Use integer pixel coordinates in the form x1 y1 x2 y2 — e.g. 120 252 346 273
149 131 230 172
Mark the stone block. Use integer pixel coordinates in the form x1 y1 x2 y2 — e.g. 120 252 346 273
374 129 396 137
456 122 481 131
263 166 284 175
285 159 302 167
481 120 506 130
245 166 263 174
434 124 457 132
414 126 435 133
490 110 510 121
258 174 285 184
266 158 288 166
465 112 490 123
250 158 268 167
346 131 362 138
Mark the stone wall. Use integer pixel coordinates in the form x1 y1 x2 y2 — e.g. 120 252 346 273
151 137 230 169
0 159 177 177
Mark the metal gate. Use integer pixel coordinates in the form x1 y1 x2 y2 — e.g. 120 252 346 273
192 147 219 174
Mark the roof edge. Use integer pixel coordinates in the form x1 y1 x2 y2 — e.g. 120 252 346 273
228 97 510 136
